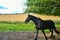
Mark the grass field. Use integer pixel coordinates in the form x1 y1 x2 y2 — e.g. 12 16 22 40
0 22 35 32
0 14 60 32
0 21 60 32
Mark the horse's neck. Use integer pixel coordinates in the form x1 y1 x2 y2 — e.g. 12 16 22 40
37 17 43 21
31 18 42 25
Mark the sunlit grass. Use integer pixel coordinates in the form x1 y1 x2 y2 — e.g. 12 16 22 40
0 14 60 22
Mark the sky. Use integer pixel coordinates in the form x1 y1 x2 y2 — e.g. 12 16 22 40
0 0 27 14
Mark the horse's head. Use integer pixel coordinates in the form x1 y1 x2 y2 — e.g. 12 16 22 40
25 14 32 23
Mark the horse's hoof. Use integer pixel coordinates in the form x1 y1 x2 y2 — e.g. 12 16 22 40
45 38 48 40
34 38 37 40
49 35 55 38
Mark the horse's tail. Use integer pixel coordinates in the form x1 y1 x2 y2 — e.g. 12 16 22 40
54 28 60 34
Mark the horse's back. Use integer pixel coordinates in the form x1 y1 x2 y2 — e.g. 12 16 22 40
43 20 55 29
44 20 54 24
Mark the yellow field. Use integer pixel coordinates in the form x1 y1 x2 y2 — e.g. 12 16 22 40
0 14 60 22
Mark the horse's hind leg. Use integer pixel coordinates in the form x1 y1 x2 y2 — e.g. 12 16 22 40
49 29 56 40
42 30 48 40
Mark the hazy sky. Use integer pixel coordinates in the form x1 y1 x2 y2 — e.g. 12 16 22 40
0 0 27 14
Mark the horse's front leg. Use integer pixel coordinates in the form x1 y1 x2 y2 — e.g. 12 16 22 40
35 29 39 40
42 30 48 40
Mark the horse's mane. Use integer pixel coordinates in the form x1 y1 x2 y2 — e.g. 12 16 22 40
30 15 42 20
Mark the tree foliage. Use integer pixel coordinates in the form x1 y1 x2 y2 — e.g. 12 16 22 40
25 0 60 16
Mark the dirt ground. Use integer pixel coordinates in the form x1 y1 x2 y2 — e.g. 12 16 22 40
0 31 60 40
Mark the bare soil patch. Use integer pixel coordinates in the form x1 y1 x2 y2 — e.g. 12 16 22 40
0 31 60 40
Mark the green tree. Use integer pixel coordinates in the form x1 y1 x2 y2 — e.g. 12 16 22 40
25 0 60 16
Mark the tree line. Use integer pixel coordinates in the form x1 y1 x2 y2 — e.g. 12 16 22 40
25 0 60 16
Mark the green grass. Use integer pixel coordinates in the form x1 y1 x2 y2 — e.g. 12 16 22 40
0 22 35 32
0 21 60 32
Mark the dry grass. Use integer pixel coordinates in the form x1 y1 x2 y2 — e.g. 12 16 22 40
0 14 27 22
0 14 60 22
32 14 60 21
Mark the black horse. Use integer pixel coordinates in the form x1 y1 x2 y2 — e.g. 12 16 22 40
25 15 60 40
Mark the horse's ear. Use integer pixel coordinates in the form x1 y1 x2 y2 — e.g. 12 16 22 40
28 14 32 16
28 14 29 15
28 14 30 16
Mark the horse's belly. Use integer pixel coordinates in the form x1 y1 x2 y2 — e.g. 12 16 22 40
36 26 43 30
40 26 51 30
40 26 48 30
